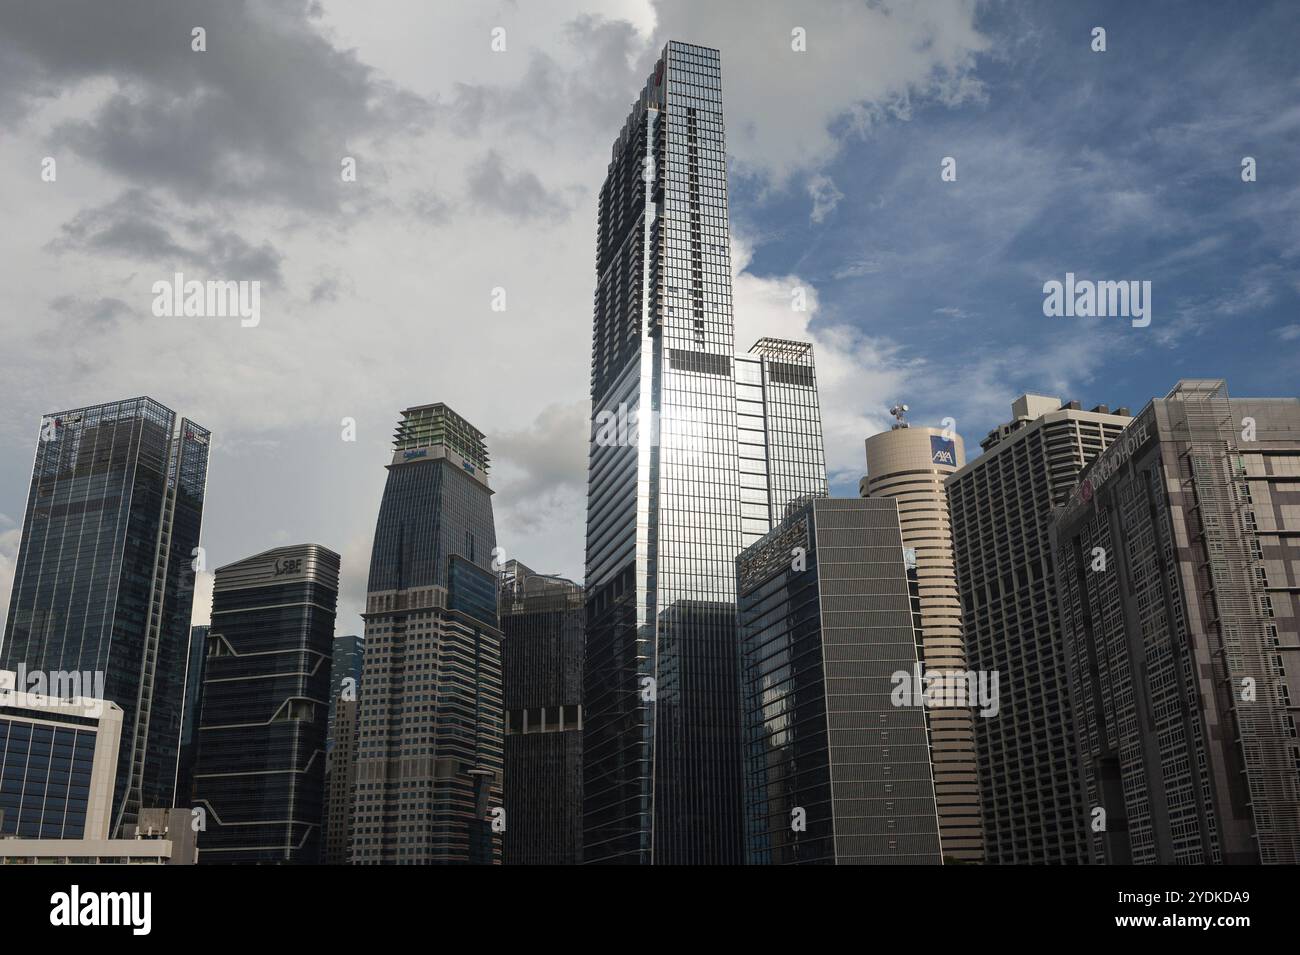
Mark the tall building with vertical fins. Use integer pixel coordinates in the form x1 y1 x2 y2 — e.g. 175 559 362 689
0 397 209 837
583 41 764 863
193 544 339 864
947 394 1131 864
861 419 982 862
352 404 503 864
1052 380 1300 864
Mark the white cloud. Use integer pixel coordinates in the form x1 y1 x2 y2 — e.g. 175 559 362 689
731 233 912 484
0 0 992 633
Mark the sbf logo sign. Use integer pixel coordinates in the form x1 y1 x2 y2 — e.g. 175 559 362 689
930 435 956 467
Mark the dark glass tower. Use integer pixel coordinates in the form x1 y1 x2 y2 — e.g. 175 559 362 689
499 560 584 865
192 544 339 864
175 624 209 807
737 497 942 864
352 403 503 864
584 40 745 864
0 396 209 836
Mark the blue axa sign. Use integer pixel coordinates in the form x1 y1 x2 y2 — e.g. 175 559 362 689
403 449 427 461
930 435 957 467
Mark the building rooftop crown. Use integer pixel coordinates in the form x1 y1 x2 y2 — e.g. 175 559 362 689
393 403 490 471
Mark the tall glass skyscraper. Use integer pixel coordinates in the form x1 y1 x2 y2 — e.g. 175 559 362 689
584 41 759 864
352 403 503 864
192 544 339 864
734 338 829 549
0 396 209 836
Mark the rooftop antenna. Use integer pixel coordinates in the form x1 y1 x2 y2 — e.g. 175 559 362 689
889 404 910 430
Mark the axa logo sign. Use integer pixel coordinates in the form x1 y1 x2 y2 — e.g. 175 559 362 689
50 885 152 935
930 435 957 467
402 449 427 461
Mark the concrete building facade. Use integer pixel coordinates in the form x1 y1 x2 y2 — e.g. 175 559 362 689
862 421 981 861
947 394 1131 864
1052 380 1300 864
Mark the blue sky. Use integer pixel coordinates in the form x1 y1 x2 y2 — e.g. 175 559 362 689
733 0 1299 495
0 0 1296 629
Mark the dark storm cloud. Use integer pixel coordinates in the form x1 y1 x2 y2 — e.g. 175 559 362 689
46 295 134 331
1 0 430 211
467 151 571 221
52 189 284 284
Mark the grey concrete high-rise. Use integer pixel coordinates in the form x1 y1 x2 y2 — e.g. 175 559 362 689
0 397 209 837
323 697 359 865
862 418 981 862
1052 380 1300 864
353 403 502 864
947 394 1131 864
584 40 748 864
738 497 942 865
499 560 584 865
193 544 339 864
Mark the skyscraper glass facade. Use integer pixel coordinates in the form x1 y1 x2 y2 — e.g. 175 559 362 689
175 624 209 807
0 396 209 836
584 41 747 864
735 338 828 548
193 545 338 864
738 497 942 864
499 560 585 865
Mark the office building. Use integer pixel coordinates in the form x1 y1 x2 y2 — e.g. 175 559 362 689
327 634 364 751
498 560 584 865
323 696 358 865
322 633 363 866
0 669 121 840
0 397 209 836
352 403 503 864
175 624 208 807
1052 380 1300 864
737 497 942 864
862 417 981 861
585 40 756 865
734 338 829 548
192 544 339 864
947 394 1131 864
